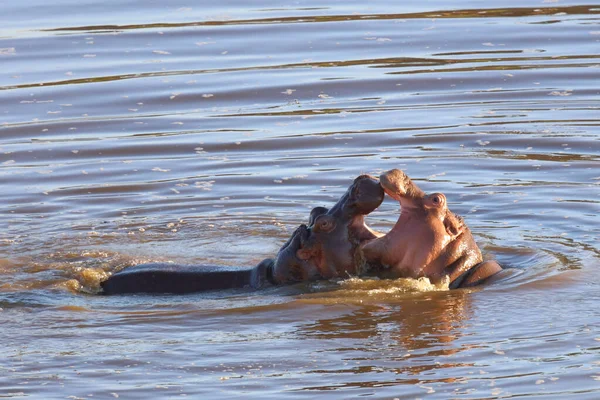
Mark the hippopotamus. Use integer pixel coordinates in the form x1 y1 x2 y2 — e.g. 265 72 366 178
101 174 384 295
266 174 385 283
360 169 502 288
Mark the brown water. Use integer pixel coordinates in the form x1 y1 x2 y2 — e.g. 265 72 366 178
1 0 600 398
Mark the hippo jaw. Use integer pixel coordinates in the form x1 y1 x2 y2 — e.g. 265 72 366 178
379 169 425 207
361 169 481 283
327 174 385 220
345 174 386 217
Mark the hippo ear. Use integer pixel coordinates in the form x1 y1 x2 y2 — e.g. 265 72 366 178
444 213 464 238
308 206 328 226
313 215 336 233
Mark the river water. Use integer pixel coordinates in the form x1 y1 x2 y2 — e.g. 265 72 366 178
1 0 599 398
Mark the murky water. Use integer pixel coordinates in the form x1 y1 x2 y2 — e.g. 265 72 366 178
1 0 600 398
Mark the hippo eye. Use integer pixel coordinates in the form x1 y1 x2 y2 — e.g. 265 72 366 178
429 194 445 208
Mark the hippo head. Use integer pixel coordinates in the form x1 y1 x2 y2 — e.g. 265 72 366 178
379 169 465 240
268 174 384 284
361 169 484 285
263 224 320 284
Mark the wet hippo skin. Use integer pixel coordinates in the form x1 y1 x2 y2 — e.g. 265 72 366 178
267 174 385 283
101 171 498 294
101 261 274 295
361 169 502 288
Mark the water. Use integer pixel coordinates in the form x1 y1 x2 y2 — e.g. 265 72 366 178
1 0 599 398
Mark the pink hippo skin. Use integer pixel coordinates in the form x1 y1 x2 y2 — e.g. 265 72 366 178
360 169 502 289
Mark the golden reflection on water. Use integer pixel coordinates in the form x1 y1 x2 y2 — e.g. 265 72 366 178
43 5 600 32
291 288 475 391
299 284 469 348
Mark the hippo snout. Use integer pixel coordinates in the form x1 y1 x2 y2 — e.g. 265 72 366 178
349 175 384 214
380 169 410 199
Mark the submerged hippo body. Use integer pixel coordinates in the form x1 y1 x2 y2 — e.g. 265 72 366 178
267 174 385 283
101 261 274 295
361 169 502 288
101 175 384 295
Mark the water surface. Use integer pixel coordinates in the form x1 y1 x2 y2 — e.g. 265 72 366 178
1 0 599 398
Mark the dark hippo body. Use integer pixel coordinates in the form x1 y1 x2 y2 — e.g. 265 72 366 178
361 169 502 288
101 261 273 295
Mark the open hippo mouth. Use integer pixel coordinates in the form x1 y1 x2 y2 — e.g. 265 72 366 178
379 169 463 237
361 169 486 285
